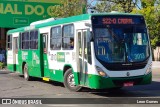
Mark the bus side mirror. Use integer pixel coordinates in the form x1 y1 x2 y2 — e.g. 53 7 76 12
90 31 94 42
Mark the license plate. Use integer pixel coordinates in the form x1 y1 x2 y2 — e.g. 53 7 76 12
123 82 134 87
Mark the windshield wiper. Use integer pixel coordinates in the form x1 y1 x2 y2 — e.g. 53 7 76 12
107 27 121 43
124 42 133 63
107 27 132 63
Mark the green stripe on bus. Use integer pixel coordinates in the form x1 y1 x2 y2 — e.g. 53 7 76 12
7 13 142 34
87 73 152 89
49 69 64 82
7 64 16 72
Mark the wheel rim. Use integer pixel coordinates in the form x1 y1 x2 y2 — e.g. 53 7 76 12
67 73 75 87
24 67 28 79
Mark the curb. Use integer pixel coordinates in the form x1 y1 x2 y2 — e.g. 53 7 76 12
152 61 160 68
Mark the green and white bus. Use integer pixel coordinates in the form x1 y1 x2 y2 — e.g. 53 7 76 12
7 13 152 91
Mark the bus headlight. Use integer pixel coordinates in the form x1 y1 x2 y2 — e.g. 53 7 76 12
145 63 152 75
96 66 107 77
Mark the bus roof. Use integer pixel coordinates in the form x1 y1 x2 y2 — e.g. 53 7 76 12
7 12 143 34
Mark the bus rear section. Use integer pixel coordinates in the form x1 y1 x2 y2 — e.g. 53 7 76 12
7 33 19 72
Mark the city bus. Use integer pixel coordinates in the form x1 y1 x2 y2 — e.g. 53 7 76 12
7 13 152 91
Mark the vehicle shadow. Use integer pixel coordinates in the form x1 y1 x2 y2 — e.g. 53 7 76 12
19 75 65 88
0 70 12 74
18 74 160 97
80 81 160 97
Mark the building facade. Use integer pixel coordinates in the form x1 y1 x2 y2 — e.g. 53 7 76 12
0 0 86 50
0 0 64 63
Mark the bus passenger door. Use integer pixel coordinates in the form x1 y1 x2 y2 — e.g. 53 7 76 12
13 37 18 71
77 29 90 86
41 33 50 77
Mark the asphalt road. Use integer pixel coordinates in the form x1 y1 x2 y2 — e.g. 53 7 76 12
0 68 160 107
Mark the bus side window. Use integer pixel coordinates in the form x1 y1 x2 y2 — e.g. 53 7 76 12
22 32 30 49
62 24 74 50
50 26 61 50
30 30 38 50
43 35 47 53
7 35 12 50
70 38 74 49
15 37 18 53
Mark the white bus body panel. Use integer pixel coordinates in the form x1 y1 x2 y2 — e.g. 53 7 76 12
45 20 92 73
7 32 19 65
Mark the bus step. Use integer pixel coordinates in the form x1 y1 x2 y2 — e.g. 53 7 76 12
43 77 50 81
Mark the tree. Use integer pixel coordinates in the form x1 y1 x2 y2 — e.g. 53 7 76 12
49 0 85 18
94 0 138 13
132 0 160 48
95 1 116 12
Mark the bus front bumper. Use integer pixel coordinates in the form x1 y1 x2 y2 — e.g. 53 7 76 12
88 72 152 89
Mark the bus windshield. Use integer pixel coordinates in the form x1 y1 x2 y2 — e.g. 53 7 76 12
94 25 150 63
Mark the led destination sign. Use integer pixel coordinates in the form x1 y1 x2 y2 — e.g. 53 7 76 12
102 18 133 24
92 15 145 25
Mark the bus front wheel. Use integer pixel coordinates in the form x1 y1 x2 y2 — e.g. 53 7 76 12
64 68 82 92
23 64 30 81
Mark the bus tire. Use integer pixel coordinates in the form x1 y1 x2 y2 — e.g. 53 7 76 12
64 68 82 92
23 64 30 81
107 87 122 91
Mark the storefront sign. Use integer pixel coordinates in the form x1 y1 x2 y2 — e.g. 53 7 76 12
0 0 61 28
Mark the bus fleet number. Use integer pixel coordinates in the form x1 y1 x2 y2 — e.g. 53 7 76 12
134 53 145 60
